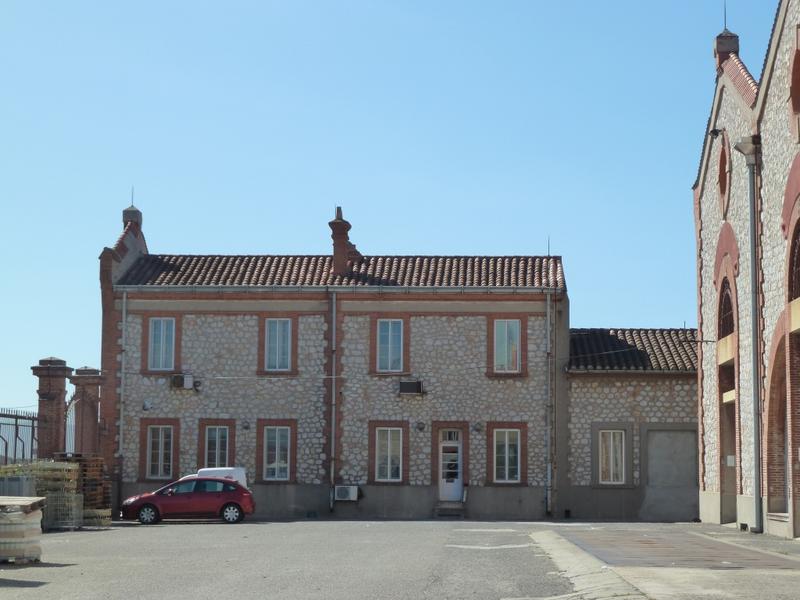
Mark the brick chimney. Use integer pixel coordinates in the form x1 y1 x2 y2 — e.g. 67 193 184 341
329 207 362 275
69 367 104 455
31 357 73 458
714 29 739 70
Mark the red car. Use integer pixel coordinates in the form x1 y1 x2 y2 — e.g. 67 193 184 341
121 477 255 524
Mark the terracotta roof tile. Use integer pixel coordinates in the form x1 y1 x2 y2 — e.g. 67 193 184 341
722 53 758 107
117 254 566 290
568 328 697 372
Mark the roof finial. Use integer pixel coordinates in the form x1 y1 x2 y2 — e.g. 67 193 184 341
724 0 727 30
131 184 135 207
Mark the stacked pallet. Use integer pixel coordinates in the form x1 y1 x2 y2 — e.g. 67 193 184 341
0 462 82 530
54 453 112 527
0 496 45 563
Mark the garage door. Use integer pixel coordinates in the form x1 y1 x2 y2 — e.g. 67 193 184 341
640 429 699 522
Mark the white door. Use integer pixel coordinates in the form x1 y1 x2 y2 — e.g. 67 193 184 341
439 430 463 502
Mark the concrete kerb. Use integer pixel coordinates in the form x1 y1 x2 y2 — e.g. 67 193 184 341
529 530 648 600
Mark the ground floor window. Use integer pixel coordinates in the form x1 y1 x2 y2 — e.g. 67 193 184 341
264 426 291 481
493 429 520 483
599 429 625 484
376 427 403 482
147 425 173 479
205 426 229 468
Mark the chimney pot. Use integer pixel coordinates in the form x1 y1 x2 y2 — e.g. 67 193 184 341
123 204 143 227
714 29 740 69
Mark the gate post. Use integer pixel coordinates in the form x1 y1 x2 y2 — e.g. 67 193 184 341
31 357 73 458
69 367 103 455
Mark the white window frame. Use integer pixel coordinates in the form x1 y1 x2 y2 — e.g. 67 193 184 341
598 429 626 485
375 427 403 482
147 425 173 479
493 428 521 483
204 425 229 468
265 318 292 372
263 426 291 481
376 319 404 372
493 319 521 373
148 317 176 371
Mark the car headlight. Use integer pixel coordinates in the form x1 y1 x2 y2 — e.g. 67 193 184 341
122 498 135 506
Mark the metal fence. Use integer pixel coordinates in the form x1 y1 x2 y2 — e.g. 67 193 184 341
0 409 38 464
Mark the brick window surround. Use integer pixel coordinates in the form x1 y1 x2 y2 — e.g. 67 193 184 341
255 418 298 484
430 421 469 486
257 314 299 376
368 420 410 484
138 418 181 482
486 422 528 485
369 315 411 376
140 314 183 375
197 418 236 469
486 315 528 378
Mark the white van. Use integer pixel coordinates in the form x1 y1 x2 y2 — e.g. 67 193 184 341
180 467 248 489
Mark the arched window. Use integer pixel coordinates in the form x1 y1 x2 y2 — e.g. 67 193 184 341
718 278 735 339
790 226 800 301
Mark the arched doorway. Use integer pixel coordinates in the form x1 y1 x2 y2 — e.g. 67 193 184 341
717 277 738 523
766 337 788 514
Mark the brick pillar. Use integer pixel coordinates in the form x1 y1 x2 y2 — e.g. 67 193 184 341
31 357 73 459
69 367 104 455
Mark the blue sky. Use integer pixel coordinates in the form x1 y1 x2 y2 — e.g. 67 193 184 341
0 1 777 409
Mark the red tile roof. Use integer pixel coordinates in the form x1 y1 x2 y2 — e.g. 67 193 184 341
117 254 566 290
722 53 758 108
568 328 697 373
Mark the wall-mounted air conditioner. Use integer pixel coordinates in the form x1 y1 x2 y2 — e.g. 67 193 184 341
170 373 195 390
334 485 358 501
399 380 423 395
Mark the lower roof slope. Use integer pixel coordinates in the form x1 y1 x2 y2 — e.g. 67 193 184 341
569 328 697 373
117 254 566 290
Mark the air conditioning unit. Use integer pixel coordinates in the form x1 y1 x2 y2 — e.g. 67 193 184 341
170 373 194 390
399 380 423 395
334 485 358 501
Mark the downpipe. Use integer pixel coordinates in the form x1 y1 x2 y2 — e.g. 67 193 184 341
734 135 763 534
545 291 553 515
329 291 338 511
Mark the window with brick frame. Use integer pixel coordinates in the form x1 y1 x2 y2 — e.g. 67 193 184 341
493 319 521 373
198 419 236 470
147 425 174 479
377 319 403 372
265 318 291 371
486 422 527 485
140 418 180 481
255 419 297 483
148 317 175 371
368 420 409 484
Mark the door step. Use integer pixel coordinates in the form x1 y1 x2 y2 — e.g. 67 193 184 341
435 501 465 518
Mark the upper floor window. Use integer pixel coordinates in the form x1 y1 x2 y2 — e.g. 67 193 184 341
265 318 291 371
718 279 735 339
377 319 403 372
148 317 175 371
493 319 521 373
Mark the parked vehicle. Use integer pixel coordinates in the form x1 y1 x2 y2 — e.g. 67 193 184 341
120 477 255 524
180 467 248 489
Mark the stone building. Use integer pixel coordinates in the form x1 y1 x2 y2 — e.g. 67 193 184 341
68 204 698 521
694 0 800 538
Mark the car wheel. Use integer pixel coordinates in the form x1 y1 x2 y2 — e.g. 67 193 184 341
138 505 159 525
221 503 243 523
